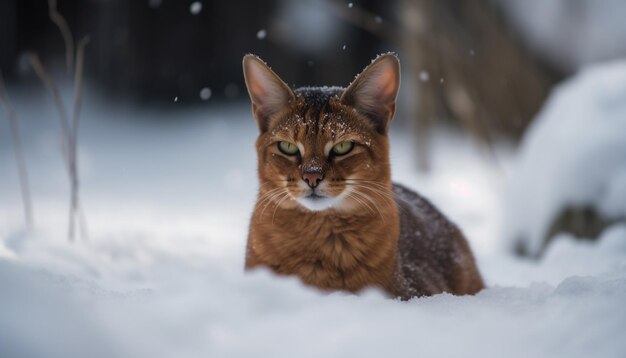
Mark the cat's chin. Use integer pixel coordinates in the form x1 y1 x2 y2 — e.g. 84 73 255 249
295 194 345 212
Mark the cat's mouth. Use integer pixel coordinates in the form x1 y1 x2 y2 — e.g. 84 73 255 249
306 193 326 200
294 189 347 212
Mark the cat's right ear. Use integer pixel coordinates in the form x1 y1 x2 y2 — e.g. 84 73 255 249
341 54 400 134
242 55 295 132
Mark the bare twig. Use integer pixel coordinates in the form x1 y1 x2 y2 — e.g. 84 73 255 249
48 0 74 73
68 36 91 241
0 71 34 230
27 2 89 242
29 53 84 241
28 54 72 163
72 36 90 146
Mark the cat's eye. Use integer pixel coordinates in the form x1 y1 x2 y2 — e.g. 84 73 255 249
278 141 299 155
332 141 354 156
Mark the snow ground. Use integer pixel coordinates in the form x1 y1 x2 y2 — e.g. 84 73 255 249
1 79 625 357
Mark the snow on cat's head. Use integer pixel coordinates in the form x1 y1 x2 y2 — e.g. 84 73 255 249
243 54 400 212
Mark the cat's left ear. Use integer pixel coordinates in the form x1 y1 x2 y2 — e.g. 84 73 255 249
341 54 400 134
243 55 295 132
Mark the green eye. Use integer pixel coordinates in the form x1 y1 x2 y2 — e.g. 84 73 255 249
332 141 354 155
278 141 299 155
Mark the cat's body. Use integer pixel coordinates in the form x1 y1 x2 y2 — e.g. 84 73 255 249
243 54 483 299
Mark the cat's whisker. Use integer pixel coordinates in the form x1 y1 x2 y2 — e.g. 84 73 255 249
259 179 294 189
256 187 285 208
345 179 392 191
342 183 391 203
343 182 408 215
259 181 291 191
344 181 393 196
260 196 281 218
364 193 386 223
259 188 289 217
346 183 394 201
350 189 384 222
329 182 395 205
258 186 284 196
362 196 385 223
260 189 287 212
272 192 292 224
346 192 376 216
363 185 409 215
360 186 398 207
345 180 392 192
264 179 292 184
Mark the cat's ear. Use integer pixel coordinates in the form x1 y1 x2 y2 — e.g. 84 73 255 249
242 55 295 132
341 54 400 134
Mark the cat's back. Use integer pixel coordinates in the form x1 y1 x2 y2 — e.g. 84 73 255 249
392 184 484 298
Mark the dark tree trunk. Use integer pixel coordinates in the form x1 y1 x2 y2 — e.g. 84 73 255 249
397 0 562 170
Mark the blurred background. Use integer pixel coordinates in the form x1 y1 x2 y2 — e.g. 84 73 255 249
3 0 626 156
3 0 626 255
1 1 626 357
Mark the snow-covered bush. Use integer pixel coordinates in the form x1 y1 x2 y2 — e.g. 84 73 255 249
504 61 626 256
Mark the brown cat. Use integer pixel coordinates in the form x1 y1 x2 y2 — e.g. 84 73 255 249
242 53 484 300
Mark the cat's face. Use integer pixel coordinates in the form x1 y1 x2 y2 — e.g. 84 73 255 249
243 54 400 213
255 94 391 212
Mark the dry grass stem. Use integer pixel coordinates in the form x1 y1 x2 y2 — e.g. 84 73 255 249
0 70 34 230
48 0 74 73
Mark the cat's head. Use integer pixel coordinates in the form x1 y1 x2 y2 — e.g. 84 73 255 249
243 54 400 212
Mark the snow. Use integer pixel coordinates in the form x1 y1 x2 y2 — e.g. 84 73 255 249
256 29 267 40
503 61 626 256
189 1 202 15
199 87 212 101
1 62 626 356
275 1 341 53
498 0 626 71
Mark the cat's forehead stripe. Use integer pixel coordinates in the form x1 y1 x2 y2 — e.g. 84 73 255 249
267 86 375 149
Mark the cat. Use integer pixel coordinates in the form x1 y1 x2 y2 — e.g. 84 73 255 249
242 53 484 300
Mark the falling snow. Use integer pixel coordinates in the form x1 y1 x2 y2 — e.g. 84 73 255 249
256 29 267 40
189 1 202 15
199 88 212 101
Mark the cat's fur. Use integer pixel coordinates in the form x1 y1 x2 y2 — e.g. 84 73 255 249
243 53 484 299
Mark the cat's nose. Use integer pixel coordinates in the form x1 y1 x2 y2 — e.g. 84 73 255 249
302 172 323 188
